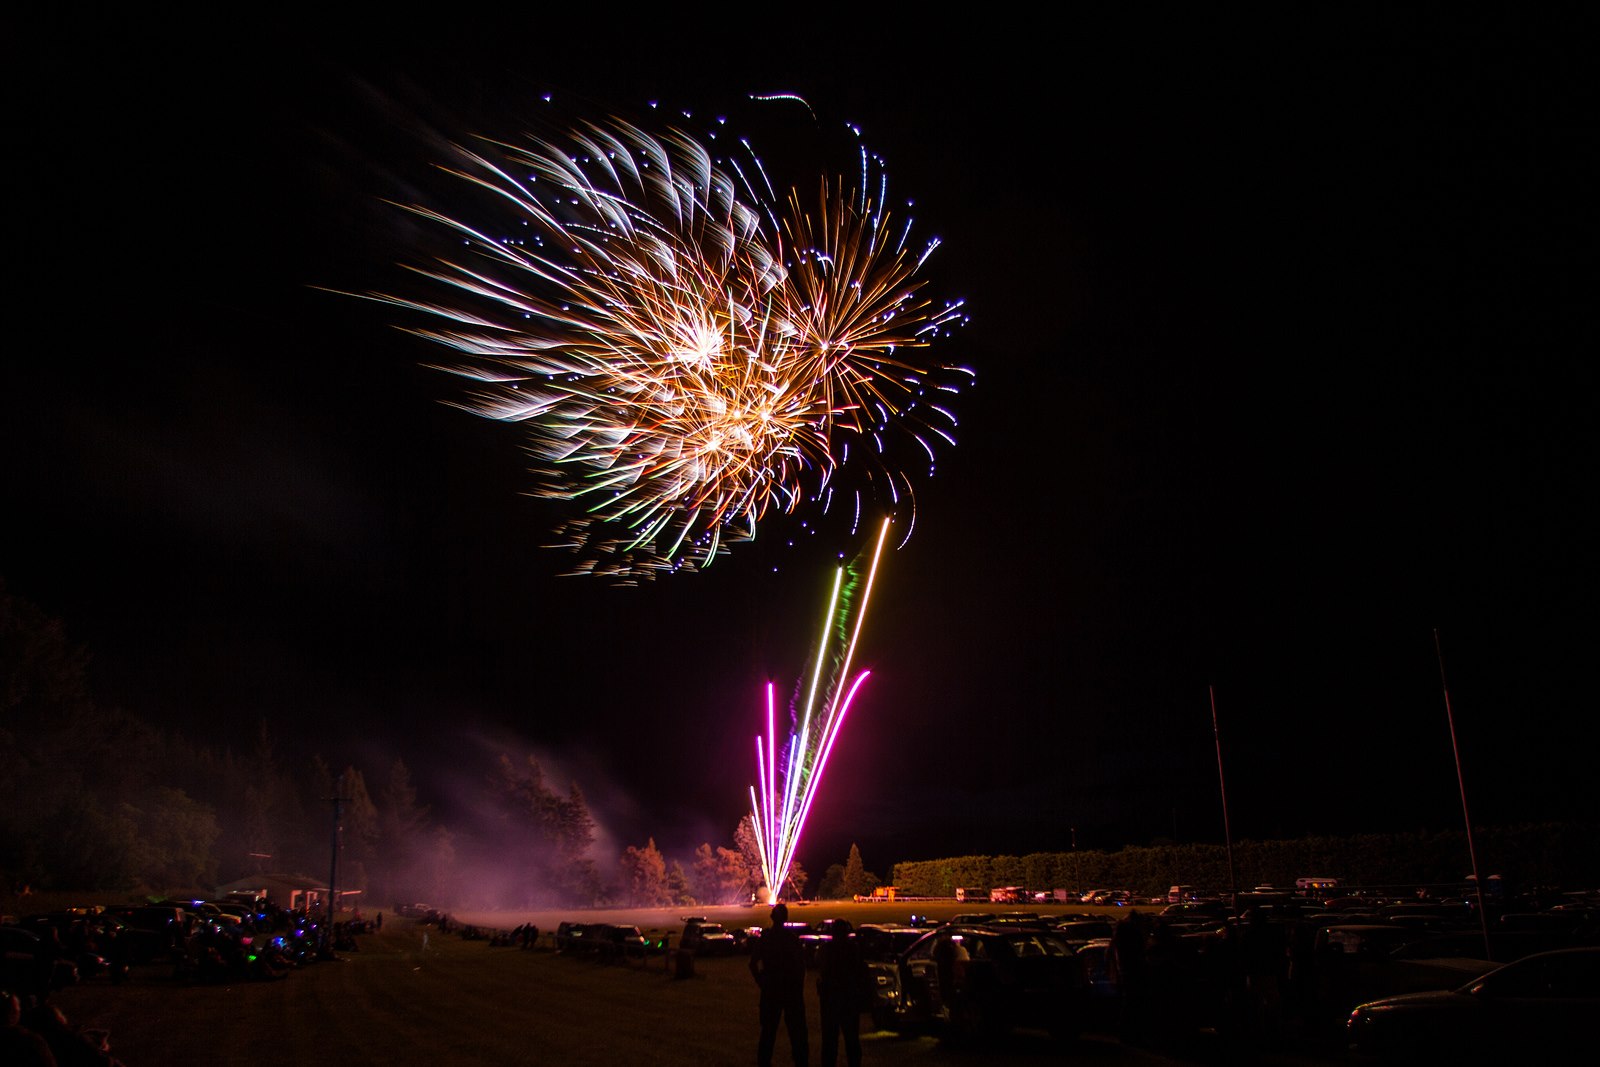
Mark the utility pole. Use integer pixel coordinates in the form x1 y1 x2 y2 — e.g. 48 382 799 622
1435 629 1493 961
324 794 351 957
1210 685 1238 906
1071 827 1080 901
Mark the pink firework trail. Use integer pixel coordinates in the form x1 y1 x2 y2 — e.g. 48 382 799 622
750 518 890 899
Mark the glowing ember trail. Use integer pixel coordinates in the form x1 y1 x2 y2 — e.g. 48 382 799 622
750 517 890 900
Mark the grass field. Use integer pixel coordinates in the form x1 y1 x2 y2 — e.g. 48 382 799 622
42 902 1334 1065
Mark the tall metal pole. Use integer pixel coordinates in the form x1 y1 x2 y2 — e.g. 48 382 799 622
1071 827 1080 901
1210 685 1238 905
1435 629 1493 961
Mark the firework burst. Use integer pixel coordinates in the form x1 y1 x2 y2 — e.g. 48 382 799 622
749 517 890 900
363 103 968 580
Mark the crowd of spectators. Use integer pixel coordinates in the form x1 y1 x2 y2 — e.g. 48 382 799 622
1097 889 1600 1054
1 897 378 1063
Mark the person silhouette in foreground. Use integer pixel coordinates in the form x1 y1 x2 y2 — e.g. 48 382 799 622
817 919 868 1067
750 902 808 1067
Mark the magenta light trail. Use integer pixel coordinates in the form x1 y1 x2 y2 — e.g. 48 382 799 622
749 518 891 900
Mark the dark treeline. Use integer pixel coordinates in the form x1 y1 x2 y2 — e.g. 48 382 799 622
12 585 1585 909
0 584 772 907
892 823 1600 899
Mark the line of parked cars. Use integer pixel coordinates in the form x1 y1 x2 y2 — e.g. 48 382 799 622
3 895 346 999
687 910 1100 1043
678 917 738 955
864 921 1094 1042
533 886 1599 1053
1346 946 1600 1061
1134 886 1600 1056
552 920 660 960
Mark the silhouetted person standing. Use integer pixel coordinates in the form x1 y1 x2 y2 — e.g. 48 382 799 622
817 920 867 1067
931 927 969 1021
750 903 808 1067
1110 910 1152 1043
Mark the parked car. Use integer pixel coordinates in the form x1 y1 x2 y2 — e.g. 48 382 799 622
1083 889 1132 906
679 918 737 956
13 913 115 978
750 921 814 955
868 926 1091 1042
1050 920 1117 946
1316 923 1429 958
554 921 597 953
799 919 853 965
1073 939 1119 1028
1388 929 1567 963
102 905 186 961
1347 947 1600 1062
212 901 262 930
1160 901 1228 922
178 901 230 926
1313 923 1495 1027
856 924 928 963
593 923 649 960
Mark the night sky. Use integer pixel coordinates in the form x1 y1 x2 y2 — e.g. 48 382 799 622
6 15 1594 878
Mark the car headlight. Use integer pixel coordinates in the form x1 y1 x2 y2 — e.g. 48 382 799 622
1347 1004 1393 1029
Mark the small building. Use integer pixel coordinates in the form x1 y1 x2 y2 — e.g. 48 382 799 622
214 873 326 912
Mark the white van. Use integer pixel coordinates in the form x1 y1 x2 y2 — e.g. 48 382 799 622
1167 884 1196 904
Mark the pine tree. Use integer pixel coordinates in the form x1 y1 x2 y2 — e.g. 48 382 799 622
665 860 694 906
376 759 430 905
690 843 722 903
619 837 670 906
732 815 766 897
841 843 878 898
336 766 379 896
491 754 599 905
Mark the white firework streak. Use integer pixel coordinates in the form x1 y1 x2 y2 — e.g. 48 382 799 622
351 114 967 580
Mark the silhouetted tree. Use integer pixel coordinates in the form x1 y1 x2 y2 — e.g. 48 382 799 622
336 766 379 897
783 861 808 900
240 720 283 874
840 843 879 898
376 758 431 905
690 841 756 905
126 785 219 890
418 825 457 903
733 815 766 898
0 584 215 892
491 754 600 905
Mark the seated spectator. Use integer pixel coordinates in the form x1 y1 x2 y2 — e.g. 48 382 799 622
1 991 56 1067
25 1002 126 1067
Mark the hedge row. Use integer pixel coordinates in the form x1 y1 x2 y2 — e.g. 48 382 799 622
889 823 1597 899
